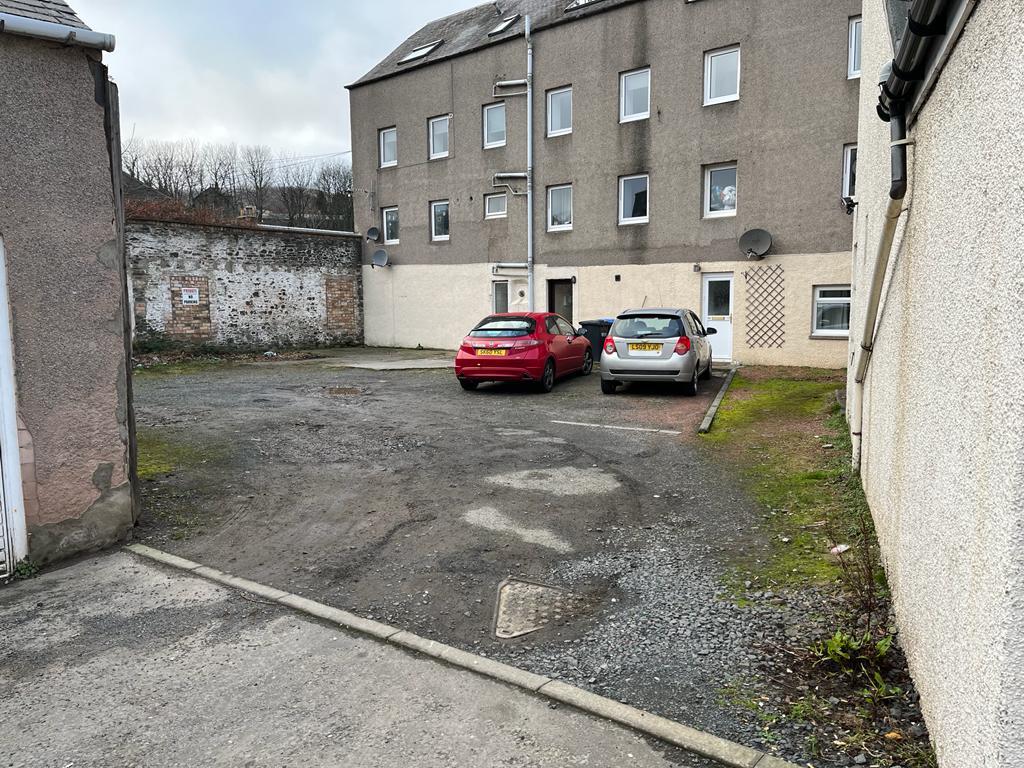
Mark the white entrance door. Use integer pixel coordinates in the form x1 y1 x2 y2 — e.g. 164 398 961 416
702 273 734 362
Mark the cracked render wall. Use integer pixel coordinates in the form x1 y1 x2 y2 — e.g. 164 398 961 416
127 220 363 350
849 2 1023 765
0 35 134 565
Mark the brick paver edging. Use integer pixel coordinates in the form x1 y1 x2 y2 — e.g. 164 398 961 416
125 543 798 768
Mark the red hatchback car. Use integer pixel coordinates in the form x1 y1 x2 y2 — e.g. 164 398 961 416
455 312 593 392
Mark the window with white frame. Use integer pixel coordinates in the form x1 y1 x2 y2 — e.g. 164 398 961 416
547 185 573 231
484 193 507 219
492 281 510 313
848 17 862 78
620 68 650 122
704 163 737 218
547 87 572 137
382 206 399 244
483 103 506 148
813 286 852 336
703 46 740 105
398 39 443 64
379 127 397 168
619 174 649 225
843 144 858 198
429 115 450 159
430 200 450 241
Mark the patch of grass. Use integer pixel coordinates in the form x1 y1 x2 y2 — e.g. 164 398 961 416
136 429 223 480
13 558 39 580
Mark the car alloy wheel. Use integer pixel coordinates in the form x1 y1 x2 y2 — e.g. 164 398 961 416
540 360 556 393
581 350 594 375
682 367 698 396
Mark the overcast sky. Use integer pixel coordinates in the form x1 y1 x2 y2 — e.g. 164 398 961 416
72 0 482 162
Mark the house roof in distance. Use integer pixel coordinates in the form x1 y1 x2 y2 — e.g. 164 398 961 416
348 0 644 89
0 0 88 28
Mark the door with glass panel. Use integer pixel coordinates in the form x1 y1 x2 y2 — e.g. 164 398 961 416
702 273 733 362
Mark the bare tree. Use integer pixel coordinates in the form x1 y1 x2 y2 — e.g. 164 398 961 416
313 161 354 231
240 144 275 222
279 154 314 226
178 138 206 203
203 143 239 196
138 140 182 199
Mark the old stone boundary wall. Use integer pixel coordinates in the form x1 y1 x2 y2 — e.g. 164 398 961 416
127 220 363 350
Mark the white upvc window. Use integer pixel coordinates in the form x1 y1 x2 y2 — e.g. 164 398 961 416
843 144 858 198
813 285 852 337
483 103 506 149
379 127 397 168
620 67 651 123
382 207 399 244
619 174 649 225
430 200 450 241
703 46 740 106
547 86 573 137
484 193 507 219
704 163 737 218
492 281 510 313
429 115 450 159
848 17 863 79
547 184 573 232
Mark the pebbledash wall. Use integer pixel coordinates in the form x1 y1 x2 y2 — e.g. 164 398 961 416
127 220 363 349
851 2 1023 765
0 28 135 568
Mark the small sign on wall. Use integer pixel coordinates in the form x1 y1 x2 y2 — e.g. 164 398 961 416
180 288 200 306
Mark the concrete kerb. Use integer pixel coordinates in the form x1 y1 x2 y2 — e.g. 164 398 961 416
124 544 800 768
698 366 739 434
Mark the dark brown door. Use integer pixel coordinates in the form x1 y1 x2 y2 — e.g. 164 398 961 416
547 280 573 326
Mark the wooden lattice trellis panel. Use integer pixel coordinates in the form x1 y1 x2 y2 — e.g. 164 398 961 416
744 264 785 348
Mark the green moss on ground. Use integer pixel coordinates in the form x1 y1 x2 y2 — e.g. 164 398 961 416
136 429 223 480
702 371 871 589
133 358 233 378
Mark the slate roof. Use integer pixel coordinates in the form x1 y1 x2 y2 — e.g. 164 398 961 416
0 0 88 28
349 0 644 88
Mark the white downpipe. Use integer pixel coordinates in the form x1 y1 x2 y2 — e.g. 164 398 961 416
0 13 115 51
525 15 535 312
0 236 28 563
850 195 907 469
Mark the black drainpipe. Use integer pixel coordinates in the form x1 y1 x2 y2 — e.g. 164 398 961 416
876 0 948 199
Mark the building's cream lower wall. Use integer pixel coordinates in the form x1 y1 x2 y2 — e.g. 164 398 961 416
850 3 1024 766
364 252 850 368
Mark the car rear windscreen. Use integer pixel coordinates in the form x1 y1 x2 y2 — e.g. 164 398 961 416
611 315 684 339
470 317 535 337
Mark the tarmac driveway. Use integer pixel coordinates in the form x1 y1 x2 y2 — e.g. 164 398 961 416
133 351 784 750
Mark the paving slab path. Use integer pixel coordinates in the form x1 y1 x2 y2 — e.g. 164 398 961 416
0 552 714 767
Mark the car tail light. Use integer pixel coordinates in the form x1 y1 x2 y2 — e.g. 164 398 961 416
603 337 616 356
674 336 692 355
460 337 474 352
512 338 542 350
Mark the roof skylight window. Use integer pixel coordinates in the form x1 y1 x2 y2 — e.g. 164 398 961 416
488 15 521 35
565 0 606 11
398 39 443 64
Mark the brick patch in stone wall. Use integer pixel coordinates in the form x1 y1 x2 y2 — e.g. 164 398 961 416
326 276 359 334
167 275 213 342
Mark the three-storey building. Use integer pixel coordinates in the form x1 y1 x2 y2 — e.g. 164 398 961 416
348 0 860 365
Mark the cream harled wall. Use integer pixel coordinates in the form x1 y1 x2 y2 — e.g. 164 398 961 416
850 2 1024 765
364 251 849 367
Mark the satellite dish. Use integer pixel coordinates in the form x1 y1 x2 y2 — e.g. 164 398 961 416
366 226 381 243
371 249 390 269
739 228 772 260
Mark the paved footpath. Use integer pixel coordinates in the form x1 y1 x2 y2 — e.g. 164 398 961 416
0 551 714 768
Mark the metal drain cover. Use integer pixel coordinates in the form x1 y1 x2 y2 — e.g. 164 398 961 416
493 577 585 639
325 386 362 396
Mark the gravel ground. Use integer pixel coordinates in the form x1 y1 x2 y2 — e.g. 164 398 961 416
131 354 855 765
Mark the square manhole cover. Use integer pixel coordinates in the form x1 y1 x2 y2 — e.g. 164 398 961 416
493 577 588 639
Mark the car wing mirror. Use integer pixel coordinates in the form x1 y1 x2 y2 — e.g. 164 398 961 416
706 327 718 335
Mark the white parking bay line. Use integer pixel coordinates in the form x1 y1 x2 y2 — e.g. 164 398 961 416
550 420 682 436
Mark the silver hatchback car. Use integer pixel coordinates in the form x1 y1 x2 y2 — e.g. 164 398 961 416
599 308 716 395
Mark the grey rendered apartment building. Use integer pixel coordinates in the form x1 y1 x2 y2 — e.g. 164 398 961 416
348 0 861 365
